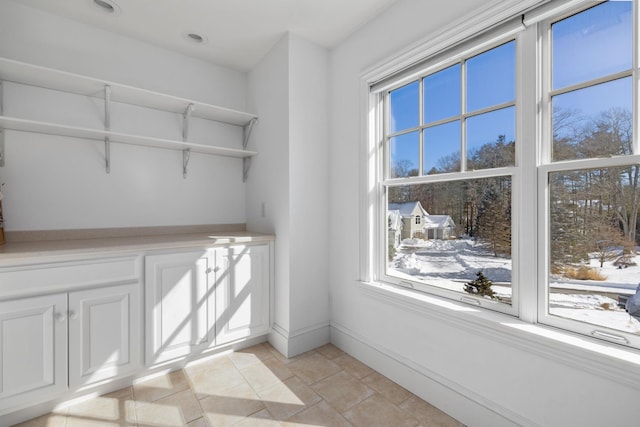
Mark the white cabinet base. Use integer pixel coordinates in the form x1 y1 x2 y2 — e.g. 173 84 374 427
215 244 270 345
145 251 211 366
68 283 141 387
0 294 68 412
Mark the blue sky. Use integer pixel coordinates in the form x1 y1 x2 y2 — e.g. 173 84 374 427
389 1 632 177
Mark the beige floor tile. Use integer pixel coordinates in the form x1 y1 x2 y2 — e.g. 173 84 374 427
311 371 374 413
184 354 237 381
361 372 413 405
332 354 375 379
343 394 418 427
282 401 352 427
133 370 190 404
258 376 321 421
287 352 342 385
136 388 202 426
11 413 67 427
240 360 287 393
65 419 134 427
399 396 465 427
187 418 208 427
259 357 295 382
199 382 265 427
315 344 346 360
267 347 313 365
227 343 276 370
233 409 282 427
65 389 136 426
14 344 465 427
185 356 247 399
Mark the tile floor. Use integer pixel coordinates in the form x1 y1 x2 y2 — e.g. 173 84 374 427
15 343 465 427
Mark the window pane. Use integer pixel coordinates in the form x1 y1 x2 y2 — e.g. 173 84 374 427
466 106 515 170
552 77 632 161
424 121 460 175
387 176 512 305
424 64 461 124
390 81 419 133
549 166 640 335
552 1 632 90
466 41 515 112
390 131 419 178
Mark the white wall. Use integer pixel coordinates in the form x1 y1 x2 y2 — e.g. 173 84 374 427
328 1 639 426
0 1 249 230
247 34 292 339
247 33 330 356
288 35 330 351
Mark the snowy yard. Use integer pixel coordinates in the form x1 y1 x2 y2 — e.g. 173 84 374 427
389 237 640 334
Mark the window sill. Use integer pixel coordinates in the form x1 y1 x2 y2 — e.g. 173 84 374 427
359 280 640 390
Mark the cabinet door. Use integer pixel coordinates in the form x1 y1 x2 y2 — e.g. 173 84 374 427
68 283 141 387
214 244 270 345
145 251 210 365
0 294 67 411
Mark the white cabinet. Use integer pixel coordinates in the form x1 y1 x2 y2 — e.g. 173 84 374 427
68 283 141 387
145 251 211 365
0 255 142 414
214 244 270 345
0 294 67 411
0 282 140 412
144 243 272 365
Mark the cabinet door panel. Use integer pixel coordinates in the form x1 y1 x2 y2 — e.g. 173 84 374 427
0 294 67 409
215 245 270 345
145 251 209 365
68 283 141 387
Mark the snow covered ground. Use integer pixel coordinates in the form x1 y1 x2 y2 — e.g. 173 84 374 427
390 238 640 334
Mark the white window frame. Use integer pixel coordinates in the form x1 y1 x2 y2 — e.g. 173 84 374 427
536 1 640 348
360 0 640 356
372 28 523 317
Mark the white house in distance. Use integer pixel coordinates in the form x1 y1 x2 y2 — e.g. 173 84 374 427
388 209 403 248
389 201 428 240
423 214 456 240
388 201 456 242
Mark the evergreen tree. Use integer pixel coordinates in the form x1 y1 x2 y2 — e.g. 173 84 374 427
464 271 495 299
475 179 511 257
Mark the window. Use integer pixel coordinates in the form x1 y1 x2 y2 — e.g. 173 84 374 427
383 38 517 315
540 1 639 346
368 0 640 349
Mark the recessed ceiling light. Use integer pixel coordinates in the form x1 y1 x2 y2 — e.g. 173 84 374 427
182 32 209 45
90 0 121 16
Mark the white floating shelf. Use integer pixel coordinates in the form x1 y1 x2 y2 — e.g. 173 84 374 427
0 116 257 158
0 57 257 126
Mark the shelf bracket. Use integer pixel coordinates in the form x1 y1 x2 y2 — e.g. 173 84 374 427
104 85 111 174
104 137 111 174
183 148 191 179
242 157 251 183
242 118 257 182
243 117 257 150
181 104 194 179
183 103 194 142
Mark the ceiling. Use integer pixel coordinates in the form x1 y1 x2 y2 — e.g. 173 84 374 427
11 0 401 71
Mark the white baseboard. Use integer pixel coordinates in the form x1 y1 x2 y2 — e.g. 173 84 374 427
330 322 540 427
269 322 330 357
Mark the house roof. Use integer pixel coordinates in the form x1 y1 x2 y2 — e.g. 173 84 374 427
423 215 456 229
388 202 428 217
